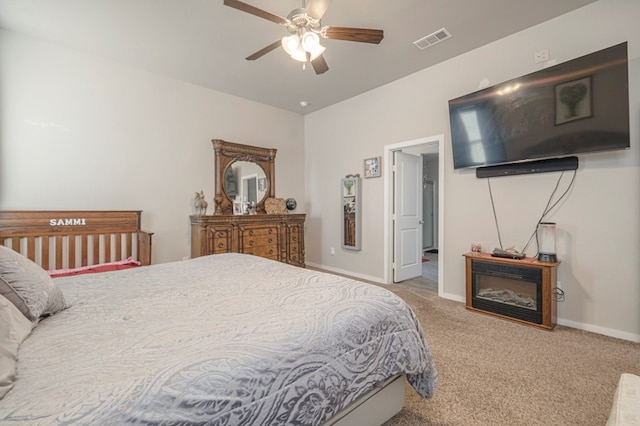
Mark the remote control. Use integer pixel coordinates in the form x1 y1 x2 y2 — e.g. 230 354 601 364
491 248 526 259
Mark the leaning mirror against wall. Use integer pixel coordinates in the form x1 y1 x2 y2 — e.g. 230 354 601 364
341 176 361 250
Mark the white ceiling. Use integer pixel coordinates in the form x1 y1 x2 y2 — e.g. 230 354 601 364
0 0 598 114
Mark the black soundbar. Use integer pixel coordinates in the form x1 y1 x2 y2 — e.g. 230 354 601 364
476 156 579 178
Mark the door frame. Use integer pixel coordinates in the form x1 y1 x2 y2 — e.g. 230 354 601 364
383 135 445 293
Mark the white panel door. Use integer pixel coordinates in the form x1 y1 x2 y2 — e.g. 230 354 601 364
393 151 423 282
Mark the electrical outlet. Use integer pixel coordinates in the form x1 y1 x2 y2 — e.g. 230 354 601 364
554 281 566 302
534 49 549 64
330 247 335 256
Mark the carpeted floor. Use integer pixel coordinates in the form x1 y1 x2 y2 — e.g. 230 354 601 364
375 282 640 426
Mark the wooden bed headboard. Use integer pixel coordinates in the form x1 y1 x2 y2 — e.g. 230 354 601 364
0 210 153 270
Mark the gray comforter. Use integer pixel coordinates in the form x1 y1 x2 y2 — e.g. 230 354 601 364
1 253 437 425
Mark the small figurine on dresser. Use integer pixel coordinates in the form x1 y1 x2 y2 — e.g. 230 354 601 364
194 190 208 216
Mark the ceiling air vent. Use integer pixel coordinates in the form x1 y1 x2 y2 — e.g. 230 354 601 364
413 28 452 50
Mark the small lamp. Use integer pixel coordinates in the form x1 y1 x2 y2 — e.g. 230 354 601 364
537 222 557 262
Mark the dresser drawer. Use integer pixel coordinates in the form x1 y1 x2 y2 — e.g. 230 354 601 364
240 226 278 248
244 234 278 249
209 228 232 254
241 226 278 238
244 246 279 260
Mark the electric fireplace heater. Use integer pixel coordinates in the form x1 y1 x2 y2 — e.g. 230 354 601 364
464 253 558 330
471 260 542 324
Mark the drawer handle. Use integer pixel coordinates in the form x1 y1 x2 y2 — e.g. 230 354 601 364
269 249 273 254
292 236 297 242
249 230 254 236
218 232 225 237
217 243 224 248
249 240 255 246
268 238 273 244
268 229 273 234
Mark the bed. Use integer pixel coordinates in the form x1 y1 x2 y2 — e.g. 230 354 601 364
0 211 437 425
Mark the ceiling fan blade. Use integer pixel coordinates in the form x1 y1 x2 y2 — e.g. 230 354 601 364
311 54 329 75
305 0 332 20
223 0 287 25
246 40 281 61
324 26 384 44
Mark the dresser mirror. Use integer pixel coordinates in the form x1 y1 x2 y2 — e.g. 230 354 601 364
213 139 277 215
224 161 268 207
341 176 361 250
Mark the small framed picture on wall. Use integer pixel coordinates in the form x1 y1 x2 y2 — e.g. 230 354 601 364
364 157 381 178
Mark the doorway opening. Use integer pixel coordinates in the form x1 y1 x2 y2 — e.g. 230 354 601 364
383 135 444 295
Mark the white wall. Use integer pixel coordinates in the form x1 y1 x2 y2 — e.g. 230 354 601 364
304 0 640 341
0 30 305 264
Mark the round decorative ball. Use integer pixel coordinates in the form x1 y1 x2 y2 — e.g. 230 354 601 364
285 198 297 211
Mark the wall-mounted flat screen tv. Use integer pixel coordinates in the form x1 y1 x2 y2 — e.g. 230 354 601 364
449 42 630 170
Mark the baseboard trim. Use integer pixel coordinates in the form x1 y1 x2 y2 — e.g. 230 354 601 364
557 318 640 343
440 292 465 303
305 262 384 284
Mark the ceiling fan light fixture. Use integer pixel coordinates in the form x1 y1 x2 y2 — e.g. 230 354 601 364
302 31 325 59
282 32 325 63
308 43 325 60
289 45 308 62
301 31 320 51
281 35 300 56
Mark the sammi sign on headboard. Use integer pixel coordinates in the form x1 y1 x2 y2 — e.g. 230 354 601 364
0 210 153 270
50 218 87 226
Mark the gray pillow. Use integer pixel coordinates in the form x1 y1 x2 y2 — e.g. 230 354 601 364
0 294 34 399
0 276 30 319
0 245 67 321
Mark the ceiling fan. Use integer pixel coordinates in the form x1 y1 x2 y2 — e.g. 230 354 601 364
223 0 384 74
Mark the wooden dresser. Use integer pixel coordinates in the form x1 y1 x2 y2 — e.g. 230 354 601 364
190 214 305 267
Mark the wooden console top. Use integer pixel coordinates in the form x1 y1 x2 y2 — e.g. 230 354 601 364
463 252 560 267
